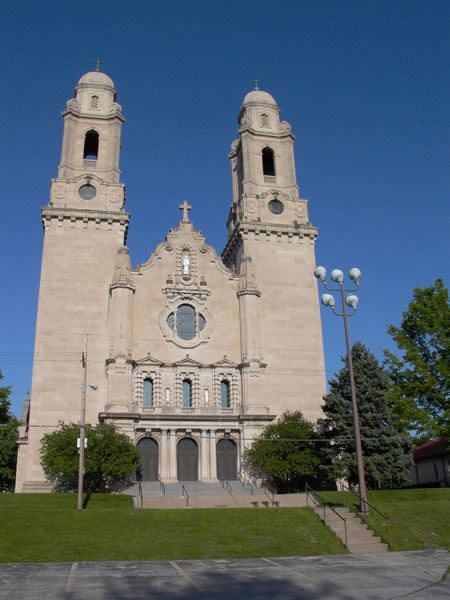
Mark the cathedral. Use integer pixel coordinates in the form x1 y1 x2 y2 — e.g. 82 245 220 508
15 70 326 492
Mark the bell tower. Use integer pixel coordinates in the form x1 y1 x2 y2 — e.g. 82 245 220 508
50 69 126 212
15 69 129 492
223 87 326 424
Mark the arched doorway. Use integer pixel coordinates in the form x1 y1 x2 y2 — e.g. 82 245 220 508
177 437 199 481
216 438 238 480
137 437 159 481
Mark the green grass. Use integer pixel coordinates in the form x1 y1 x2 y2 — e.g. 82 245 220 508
0 494 345 562
320 488 450 551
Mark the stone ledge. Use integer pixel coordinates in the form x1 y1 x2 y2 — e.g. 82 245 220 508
99 412 276 423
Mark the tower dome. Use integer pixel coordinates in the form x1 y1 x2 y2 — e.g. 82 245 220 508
77 71 115 89
242 89 277 107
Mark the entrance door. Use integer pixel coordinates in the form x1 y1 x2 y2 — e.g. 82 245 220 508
177 437 198 481
137 437 159 481
216 438 238 480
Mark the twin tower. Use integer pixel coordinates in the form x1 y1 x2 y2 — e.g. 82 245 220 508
15 71 326 491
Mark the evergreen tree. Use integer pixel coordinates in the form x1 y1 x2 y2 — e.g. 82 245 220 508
317 342 412 489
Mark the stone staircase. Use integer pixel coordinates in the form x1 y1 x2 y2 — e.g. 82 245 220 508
314 505 389 554
125 480 307 509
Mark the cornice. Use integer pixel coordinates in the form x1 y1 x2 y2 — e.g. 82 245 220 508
62 108 125 124
98 411 276 423
42 206 129 223
238 125 295 141
222 220 318 261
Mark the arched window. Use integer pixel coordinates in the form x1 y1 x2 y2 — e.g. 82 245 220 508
220 380 231 408
262 147 275 176
167 304 206 341
260 113 269 127
83 130 99 160
182 379 192 408
143 378 153 407
90 95 99 109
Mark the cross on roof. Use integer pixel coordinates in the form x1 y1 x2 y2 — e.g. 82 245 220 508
253 78 261 90
179 200 192 222
95 58 102 72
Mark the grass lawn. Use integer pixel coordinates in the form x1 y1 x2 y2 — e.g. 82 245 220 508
0 494 345 563
321 488 450 552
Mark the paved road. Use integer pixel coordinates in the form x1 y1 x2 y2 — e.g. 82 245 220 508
0 550 448 599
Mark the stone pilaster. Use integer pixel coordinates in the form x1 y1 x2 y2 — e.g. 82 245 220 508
209 429 217 480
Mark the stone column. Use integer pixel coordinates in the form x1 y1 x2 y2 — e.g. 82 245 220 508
160 429 168 479
200 430 209 480
169 429 177 481
237 256 261 412
209 429 217 480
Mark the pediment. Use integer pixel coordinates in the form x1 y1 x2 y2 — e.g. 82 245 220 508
211 355 238 368
173 354 203 367
134 353 164 366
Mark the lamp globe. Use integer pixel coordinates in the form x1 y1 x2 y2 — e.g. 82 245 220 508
331 269 344 283
314 266 327 282
348 268 361 285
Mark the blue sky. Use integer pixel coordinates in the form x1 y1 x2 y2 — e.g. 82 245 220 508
1 0 448 416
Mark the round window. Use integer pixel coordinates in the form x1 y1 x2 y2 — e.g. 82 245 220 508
167 306 206 341
79 184 97 200
268 199 284 214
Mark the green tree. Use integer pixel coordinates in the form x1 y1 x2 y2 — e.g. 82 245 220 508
40 422 140 492
244 411 322 493
384 279 450 441
317 342 412 489
0 370 18 491
0 370 12 424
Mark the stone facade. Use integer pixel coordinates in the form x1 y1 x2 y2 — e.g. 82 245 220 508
15 72 326 491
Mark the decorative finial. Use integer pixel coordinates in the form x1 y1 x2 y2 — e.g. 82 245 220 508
95 58 102 72
253 78 261 90
179 200 192 222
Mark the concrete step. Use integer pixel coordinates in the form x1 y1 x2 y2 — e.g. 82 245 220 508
314 505 388 554
347 541 389 553
140 495 281 509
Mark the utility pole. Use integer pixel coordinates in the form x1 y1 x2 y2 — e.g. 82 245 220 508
77 334 88 510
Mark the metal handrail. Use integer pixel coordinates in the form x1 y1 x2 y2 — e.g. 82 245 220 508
219 479 232 495
157 474 166 496
264 487 275 506
305 483 348 547
137 480 143 509
181 484 189 508
238 472 254 495
339 483 391 548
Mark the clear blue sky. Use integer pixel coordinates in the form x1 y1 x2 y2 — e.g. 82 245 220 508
1 1 448 416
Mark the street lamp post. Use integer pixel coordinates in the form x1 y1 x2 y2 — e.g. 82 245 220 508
77 334 88 510
314 266 368 514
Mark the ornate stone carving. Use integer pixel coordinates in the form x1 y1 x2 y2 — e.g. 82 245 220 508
111 246 135 291
237 256 261 297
